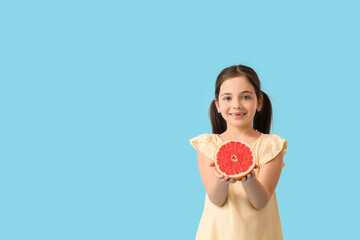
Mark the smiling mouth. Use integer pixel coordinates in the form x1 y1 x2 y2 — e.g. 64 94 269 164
230 113 246 116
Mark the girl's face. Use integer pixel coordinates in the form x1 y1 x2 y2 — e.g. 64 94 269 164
215 76 263 129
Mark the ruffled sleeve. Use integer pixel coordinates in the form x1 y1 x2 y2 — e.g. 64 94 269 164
189 134 218 160
259 134 288 167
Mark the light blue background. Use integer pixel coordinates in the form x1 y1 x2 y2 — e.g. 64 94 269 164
1 1 359 239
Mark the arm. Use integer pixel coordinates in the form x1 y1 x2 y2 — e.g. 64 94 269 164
241 148 285 210
197 150 233 207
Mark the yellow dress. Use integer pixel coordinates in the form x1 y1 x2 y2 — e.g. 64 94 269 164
189 133 288 240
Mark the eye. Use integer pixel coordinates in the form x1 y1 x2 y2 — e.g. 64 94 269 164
223 97 231 101
242 96 251 100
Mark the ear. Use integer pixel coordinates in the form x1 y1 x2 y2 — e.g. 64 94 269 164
214 98 220 112
257 95 263 112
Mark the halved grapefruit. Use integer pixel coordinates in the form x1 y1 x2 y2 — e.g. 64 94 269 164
214 140 255 180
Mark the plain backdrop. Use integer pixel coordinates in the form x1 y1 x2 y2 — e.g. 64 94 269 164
1 1 360 239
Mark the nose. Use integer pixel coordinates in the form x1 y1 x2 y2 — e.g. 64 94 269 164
232 99 242 109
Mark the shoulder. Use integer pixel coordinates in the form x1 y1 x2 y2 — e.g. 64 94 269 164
256 133 288 167
189 133 211 144
189 133 219 160
260 133 287 145
260 133 285 140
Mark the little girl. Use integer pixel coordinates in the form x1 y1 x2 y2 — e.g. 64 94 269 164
189 65 288 240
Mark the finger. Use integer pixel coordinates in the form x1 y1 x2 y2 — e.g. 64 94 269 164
222 176 229 182
214 171 223 179
216 173 224 179
213 168 223 178
213 169 224 179
247 173 252 181
229 179 237 184
219 177 226 181
225 177 233 183
243 173 250 181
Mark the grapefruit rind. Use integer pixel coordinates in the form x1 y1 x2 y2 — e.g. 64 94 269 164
214 140 256 180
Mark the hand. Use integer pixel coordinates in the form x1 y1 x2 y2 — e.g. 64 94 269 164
209 162 259 184
209 162 238 184
239 165 259 183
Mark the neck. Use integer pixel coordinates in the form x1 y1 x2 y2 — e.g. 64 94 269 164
222 124 257 138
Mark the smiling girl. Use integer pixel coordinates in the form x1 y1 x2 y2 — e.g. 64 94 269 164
189 65 288 240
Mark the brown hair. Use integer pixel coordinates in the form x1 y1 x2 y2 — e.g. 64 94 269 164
209 64 272 134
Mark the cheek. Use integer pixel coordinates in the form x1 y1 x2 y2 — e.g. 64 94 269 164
245 101 258 111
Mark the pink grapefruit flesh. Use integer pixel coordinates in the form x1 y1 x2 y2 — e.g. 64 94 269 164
214 140 255 179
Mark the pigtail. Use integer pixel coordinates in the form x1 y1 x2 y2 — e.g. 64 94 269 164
253 91 272 134
209 99 227 134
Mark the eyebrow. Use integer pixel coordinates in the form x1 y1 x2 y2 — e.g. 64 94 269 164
220 91 253 96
